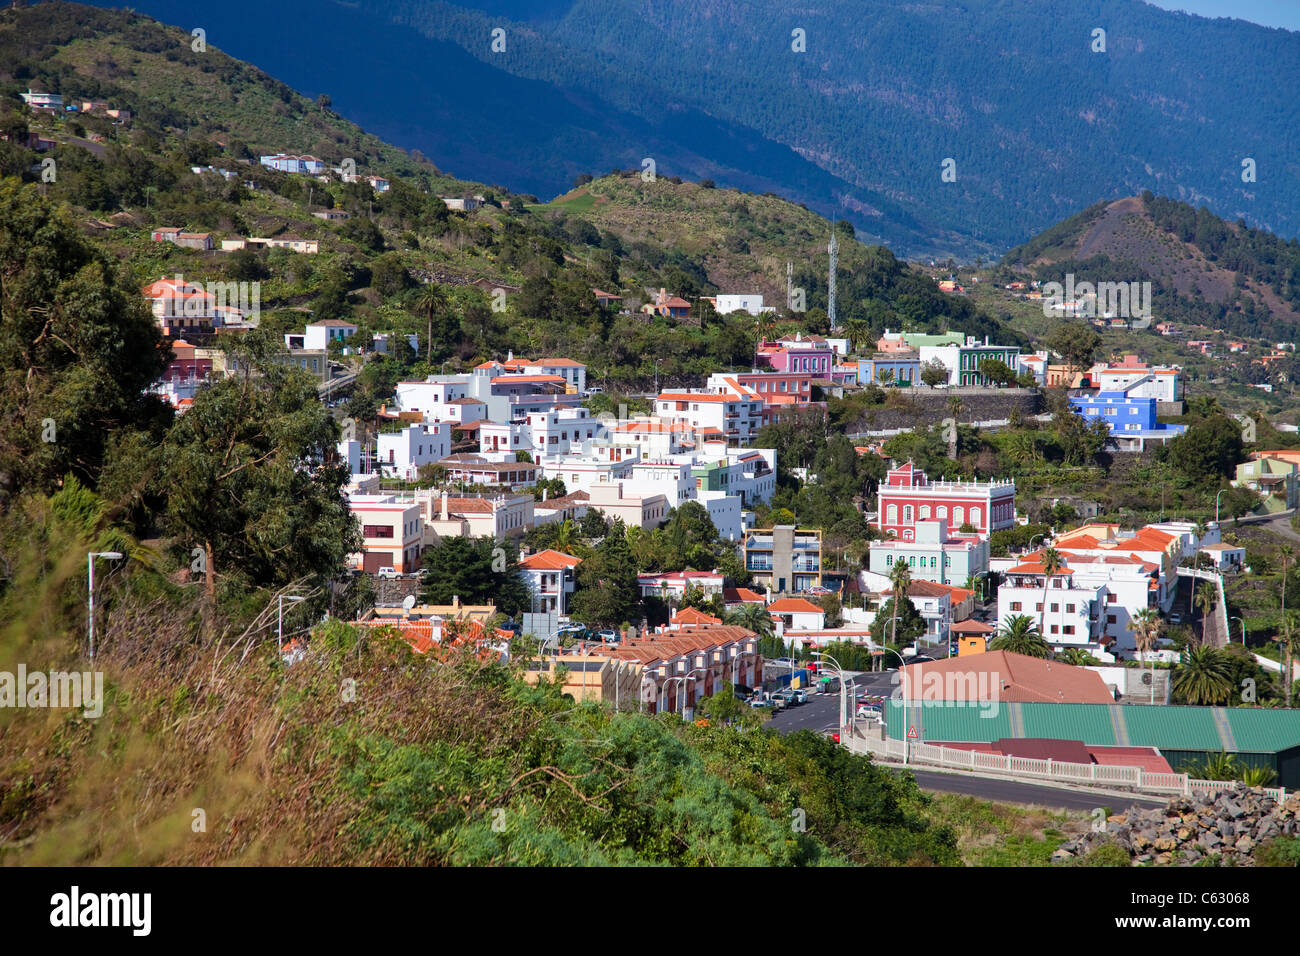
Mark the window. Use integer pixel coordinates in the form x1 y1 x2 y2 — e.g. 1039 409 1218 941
953 507 964 525
903 505 913 522
1050 603 1059 613
886 504 898 523
1107 594 1117 604
1010 602 1022 611
1066 604 1076 613
937 507 948 519
1063 625 1075 635
930 557 937 568
1107 614 1117 625
920 506 931 519
1051 625 1059 634
363 525 394 539
1035 603 1043 612
886 555 894 566
969 507 980 526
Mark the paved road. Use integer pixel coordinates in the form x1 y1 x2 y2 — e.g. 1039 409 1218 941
1235 508 1300 544
895 767 1166 812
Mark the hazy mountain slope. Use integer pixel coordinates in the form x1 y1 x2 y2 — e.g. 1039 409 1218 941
73 0 1300 259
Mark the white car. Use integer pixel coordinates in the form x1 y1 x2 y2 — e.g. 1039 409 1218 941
375 567 400 579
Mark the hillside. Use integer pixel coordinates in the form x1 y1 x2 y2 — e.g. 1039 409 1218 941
1002 193 1300 341
72 0 1300 259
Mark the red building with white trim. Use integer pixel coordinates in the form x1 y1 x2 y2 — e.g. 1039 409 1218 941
875 461 1015 540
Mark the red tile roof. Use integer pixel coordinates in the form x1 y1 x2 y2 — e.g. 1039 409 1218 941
519 549 582 570
899 651 1114 704
767 597 823 614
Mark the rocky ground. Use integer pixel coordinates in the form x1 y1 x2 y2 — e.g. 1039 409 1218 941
1053 784 1300 866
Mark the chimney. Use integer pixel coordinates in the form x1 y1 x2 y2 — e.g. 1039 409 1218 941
441 491 449 520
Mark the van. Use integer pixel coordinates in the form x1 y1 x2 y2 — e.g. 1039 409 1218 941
376 567 399 579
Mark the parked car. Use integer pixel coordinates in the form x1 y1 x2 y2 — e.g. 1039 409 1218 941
596 628 619 643
375 567 399 579
789 688 808 705
749 696 775 709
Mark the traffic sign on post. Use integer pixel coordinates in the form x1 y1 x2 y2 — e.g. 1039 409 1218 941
907 725 919 739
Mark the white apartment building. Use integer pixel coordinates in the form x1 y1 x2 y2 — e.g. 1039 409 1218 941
697 490 744 541
375 423 451 480
489 407 601 458
608 419 694 458
654 391 763 445
623 461 697 509
998 559 1108 657
1091 357 1182 403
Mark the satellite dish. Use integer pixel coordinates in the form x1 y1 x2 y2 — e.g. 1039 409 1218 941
402 594 417 611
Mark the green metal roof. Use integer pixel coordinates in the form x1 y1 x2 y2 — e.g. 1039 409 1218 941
884 701 1300 755
1020 702 1118 746
886 700 1010 743
1225 707 1300 753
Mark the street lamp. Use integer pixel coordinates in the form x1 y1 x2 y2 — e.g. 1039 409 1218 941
1027 533 1045 554
278 594 306 653
1231 615 1244 646
87 551 123 664
1215 489 1226 525
671 666 710 719
811 651 849 733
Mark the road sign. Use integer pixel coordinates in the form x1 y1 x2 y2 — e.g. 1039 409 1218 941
907 725 919 739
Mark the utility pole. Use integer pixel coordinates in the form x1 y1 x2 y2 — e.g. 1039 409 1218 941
827 225 838 330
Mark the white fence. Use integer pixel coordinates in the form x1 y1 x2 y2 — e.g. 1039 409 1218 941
842 732 1287 801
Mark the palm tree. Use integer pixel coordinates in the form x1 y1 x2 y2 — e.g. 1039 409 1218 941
990 614 1051 658
411 282 449 364
1128 607 1162 701
725 601 773 640
1278 610 1298 709
887 559 912 647
946 394 964 420
552 519 576 554
844 318 871 355
1172 645 1234 705
1195 582 1218 645
1036 547 1064 638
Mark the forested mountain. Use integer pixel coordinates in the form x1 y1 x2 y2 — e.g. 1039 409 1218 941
0 3 1023 399
1003 193 1300 341
72 0 1300 259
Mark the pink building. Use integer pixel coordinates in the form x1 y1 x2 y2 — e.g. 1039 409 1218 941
755 334 833 376
875 461 1016 540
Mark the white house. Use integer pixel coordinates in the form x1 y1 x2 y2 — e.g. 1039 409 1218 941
377 423 451 480
519 549 582 615
713 294 773 316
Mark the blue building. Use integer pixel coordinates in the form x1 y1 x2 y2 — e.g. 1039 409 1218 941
1069 392 1186 451
861 353 920 386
